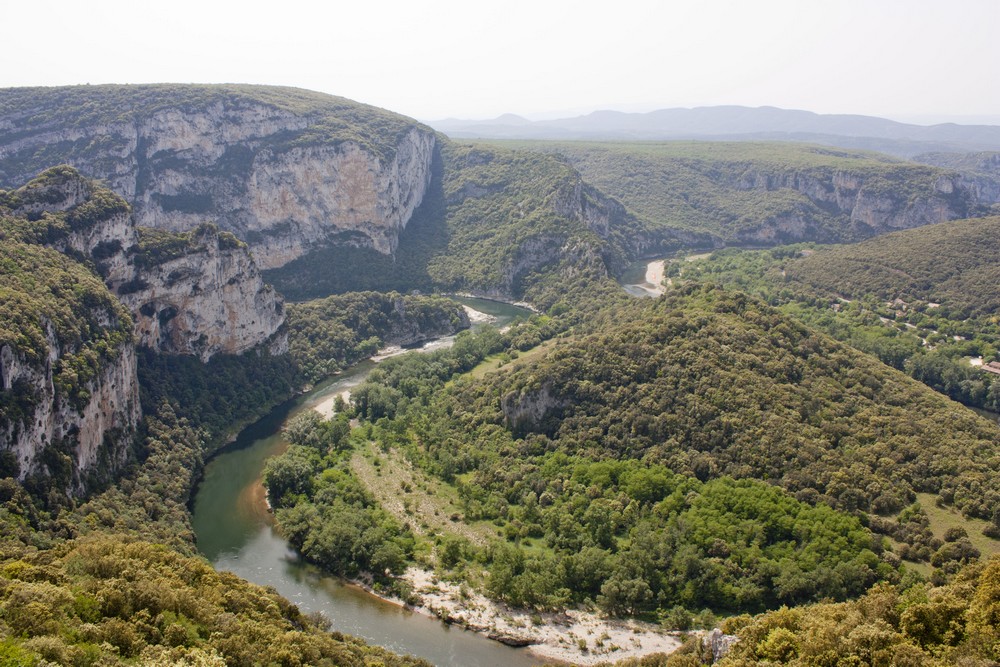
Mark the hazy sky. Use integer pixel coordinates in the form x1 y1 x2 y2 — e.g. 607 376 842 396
4 0 998 124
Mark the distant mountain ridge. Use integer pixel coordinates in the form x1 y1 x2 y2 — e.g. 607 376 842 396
427 106 1000 158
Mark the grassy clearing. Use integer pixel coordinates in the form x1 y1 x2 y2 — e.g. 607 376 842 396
915 492 1000 559
350 443 497 547
463 339 556 382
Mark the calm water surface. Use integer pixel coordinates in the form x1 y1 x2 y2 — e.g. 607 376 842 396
192 299 540 667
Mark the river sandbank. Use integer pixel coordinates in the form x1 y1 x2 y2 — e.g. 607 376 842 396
375 568 683 666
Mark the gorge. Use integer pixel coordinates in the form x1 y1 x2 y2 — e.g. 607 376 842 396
2 84 999 667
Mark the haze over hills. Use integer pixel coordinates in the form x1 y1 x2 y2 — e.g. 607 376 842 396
2 83 1000 666
427 105 1000 158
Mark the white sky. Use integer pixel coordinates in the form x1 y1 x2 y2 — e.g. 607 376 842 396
3 0 998 124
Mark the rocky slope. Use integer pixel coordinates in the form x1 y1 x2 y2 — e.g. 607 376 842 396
0 242 140 490
915 151 1000 205
3 166 285 360
501 141 985 246
0 85 436 269
727 164 970 244
126 224 286 360
0 166 286 487
426 142 693 298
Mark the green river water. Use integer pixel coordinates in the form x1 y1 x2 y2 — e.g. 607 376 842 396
191 298 541 667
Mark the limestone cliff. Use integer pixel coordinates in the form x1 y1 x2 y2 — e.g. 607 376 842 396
501 383 567 438
0 335 140 491
0 243 140 491
914 151 1000 205
3 167 285 360
728 167 975 244
0 85 436 269
381 295 471 348
126 224 286 360
433 143 690 299
0 166 288 489
547 142 985 248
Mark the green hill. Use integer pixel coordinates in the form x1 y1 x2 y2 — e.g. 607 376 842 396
430 285 1000 522
786 215 1000 319
673 217 1000 414
267 284 1000 621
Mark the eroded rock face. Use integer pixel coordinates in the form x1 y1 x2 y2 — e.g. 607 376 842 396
0 298 140 492
237 130 435 269
5 167 286 361
123 225 286 361
0 86 436 270
502 384 568 437
730 168 974 243
0 166 290 489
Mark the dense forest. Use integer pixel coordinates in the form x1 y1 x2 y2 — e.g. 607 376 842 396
262 277 1000 662
786 216 1000 318
675 219 1000 415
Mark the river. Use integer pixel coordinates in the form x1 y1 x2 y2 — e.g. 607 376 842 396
620 251 719 297
191 298 541 667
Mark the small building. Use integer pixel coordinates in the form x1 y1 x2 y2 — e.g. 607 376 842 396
982 361 1000 376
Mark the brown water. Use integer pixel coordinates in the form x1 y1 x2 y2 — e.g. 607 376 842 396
191 299 541 667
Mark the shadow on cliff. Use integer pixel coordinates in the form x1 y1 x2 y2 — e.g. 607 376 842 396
264 144 451 301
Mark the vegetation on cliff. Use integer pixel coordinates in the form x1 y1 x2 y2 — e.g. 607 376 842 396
0 84 426 180
491 140 981 244
267 140 652 300
286 290 469 381
133 223 244 269
0 241 132 415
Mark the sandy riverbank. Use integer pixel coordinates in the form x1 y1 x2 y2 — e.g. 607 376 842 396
644 260 666 294
396 568 683 666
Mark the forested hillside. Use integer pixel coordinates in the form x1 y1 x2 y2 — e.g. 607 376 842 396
4 85 1000 666
262 282 1000 641
493 140 982 246
787 215 1000 317
675 217 1000 418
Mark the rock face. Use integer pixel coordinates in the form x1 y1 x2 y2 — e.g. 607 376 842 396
501 384 568 437
381 296 471 348
0 85 436 269
0 335 140 490
125 225 286 360
0 240 140 491
915 151 1000 205
5 167 286 360
730 167 975 244
0 165 287 488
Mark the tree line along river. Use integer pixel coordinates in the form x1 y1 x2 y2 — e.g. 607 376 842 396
191 298 541 667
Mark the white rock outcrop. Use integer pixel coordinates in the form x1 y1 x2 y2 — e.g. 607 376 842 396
122 225 286 360
0 314 140 491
